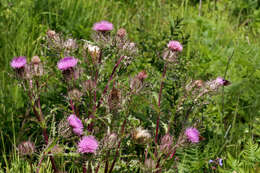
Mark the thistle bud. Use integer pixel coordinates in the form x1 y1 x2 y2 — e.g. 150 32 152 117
68 89 83 101
108 87 121 112
18 141 35 156
117 28 127 38
160 134 173 154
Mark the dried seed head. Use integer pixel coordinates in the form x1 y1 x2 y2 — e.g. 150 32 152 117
132 127 151 144
18 141 35 156
103 133 118 149
31 56 43 76
85 44 101 64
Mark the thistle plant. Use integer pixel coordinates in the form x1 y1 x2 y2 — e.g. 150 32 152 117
10 20 231 173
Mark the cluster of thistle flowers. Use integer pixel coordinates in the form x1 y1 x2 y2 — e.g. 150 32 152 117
11 20 231 172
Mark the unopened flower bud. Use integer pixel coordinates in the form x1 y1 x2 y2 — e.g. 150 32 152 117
117 28 127 38
68 89 83 101
47 30 56 38
160 134 173 154
18 141 35 156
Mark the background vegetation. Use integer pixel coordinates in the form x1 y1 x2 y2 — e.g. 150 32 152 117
0 0 259 172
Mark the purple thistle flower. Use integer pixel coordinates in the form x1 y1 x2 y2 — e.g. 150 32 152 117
57 57 78 70
93 21 113 32
215 77 230 86
78 136 98 154
167 41 183 52
67 114 83 136
185 127 200 143
67 114 83 129
11 56 27 69
72 127 83 136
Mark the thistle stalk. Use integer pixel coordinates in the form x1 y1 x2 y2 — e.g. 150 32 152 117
155 63 167 144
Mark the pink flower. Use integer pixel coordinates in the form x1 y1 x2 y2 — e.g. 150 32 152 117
72 127 83 136
167 41 183 52
57 57 78 70
185 127 200 143
137 71 148 80
78 136 98 153
215 77 230 86
67 114 83 128
67 114 83 136
93 21 113 32
11 56 27 69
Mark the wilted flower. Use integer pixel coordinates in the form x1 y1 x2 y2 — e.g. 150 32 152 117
63 38 77 51
132 127 151 144
78 136 99 154
18 141 35 156
93 21 113 32
130 71 147 92
167 40 183 52
102 133 118 149
67 114 83 136
11 56 27 69
160 134 173 154
108 86 121 111
117 28 127 38
185 127 200 143
85 44 101 64
31 56 43 76
47 30 56 38
57 57 78 71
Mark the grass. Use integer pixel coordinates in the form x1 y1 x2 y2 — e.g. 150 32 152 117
0 0 260 172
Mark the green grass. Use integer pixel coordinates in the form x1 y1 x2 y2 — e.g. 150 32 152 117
0 0 260 172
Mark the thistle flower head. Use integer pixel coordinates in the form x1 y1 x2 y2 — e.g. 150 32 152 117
67 114 83 129
78 136 99 154
167 40 183 52
185 127 200 143
93 21 113 32
67 114 83 136
215 77 230 86
11 56 27 69
57 57 78 70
